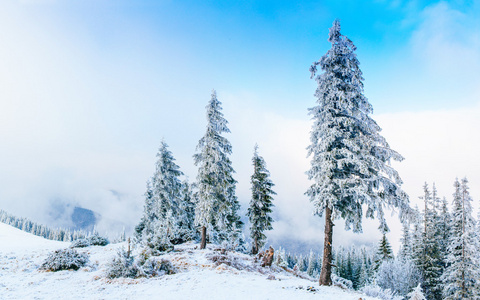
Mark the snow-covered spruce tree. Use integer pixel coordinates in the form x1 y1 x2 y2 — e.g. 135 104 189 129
421 183 442 300
194 90 243 249
399 222 413 260
135 180 155 240
247 144 275 255
307 250 316 276
174 180 197 244
411 207 424 268
137 140 185 252
442 178 480 299
374 234 393 270
439 197 451 263
306 20 409 286
408 284 426 300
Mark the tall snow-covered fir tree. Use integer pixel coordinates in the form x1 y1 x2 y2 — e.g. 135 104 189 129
136 140 191 252
306 19 410 286
247 144 276 254
442 178 480 299
399 222 413 260
194 90 243 249
152 140 184 220
439 196 451 264
411 206 425 270
421 183 443 300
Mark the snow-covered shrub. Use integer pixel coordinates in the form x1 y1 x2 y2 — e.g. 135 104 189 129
40 248 89 271
376 258 421 298
332 274 353 290
141 257 176 276
70 238 90 248
361 284 402 300
207 251 245 270
70 235 109 248
88 235 109 246
105 248 140 279
105 247 176 279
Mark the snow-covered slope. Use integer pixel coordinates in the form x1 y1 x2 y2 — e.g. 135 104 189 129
0 223 376 299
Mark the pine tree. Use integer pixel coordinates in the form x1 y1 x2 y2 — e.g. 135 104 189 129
137 140 185 251
175 180 196 243
439 196 451 263
408 284 427 300
247 144 276 254
421 183 442 300
374 234 393 269
399 222 413 260
306 20 409 286
306 250 316 276
194 90 243 249
411 206 424 270
135 180 154 240
358 259 369 288
442 178 480 299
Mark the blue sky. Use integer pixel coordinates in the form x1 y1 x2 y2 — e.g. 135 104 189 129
1 0 479 252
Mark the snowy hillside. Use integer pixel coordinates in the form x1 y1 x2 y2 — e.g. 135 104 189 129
0 223 376 299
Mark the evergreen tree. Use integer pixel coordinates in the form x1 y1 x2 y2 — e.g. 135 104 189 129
306 250 316 276
134 180 154 240
411 206 424 270
399 222 413 260
422 183 442 300
175 180 197 243
306 20 409 286
137 140 185 251
374 234 393 269
439 197 451 262
194 90 243 249
442 178 480 299
358 259 369 288
247 144 276 254
408 284 427 300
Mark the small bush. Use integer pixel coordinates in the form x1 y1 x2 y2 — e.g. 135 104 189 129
105 248 139 279
361 284 402 300
332 274 353 290
142 257 176 276
70 238 90 248
71 235 109 248
88 235 109 246
40 248 89 271
105 247 176 279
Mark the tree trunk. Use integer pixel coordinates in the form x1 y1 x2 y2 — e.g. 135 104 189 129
319 207 334 286
252 238 258 255
200 226 207 249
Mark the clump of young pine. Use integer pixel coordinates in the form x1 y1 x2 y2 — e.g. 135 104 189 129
135 140 196 254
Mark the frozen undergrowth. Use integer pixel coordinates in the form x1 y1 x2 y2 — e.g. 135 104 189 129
0 222 379 300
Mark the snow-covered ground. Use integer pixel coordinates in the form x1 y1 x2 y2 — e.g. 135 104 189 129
0 223 377 299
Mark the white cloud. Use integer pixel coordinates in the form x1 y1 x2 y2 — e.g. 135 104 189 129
411 2 480 73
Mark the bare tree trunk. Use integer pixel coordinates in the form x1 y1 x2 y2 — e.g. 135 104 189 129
319 207 334 286
200 226 207 249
